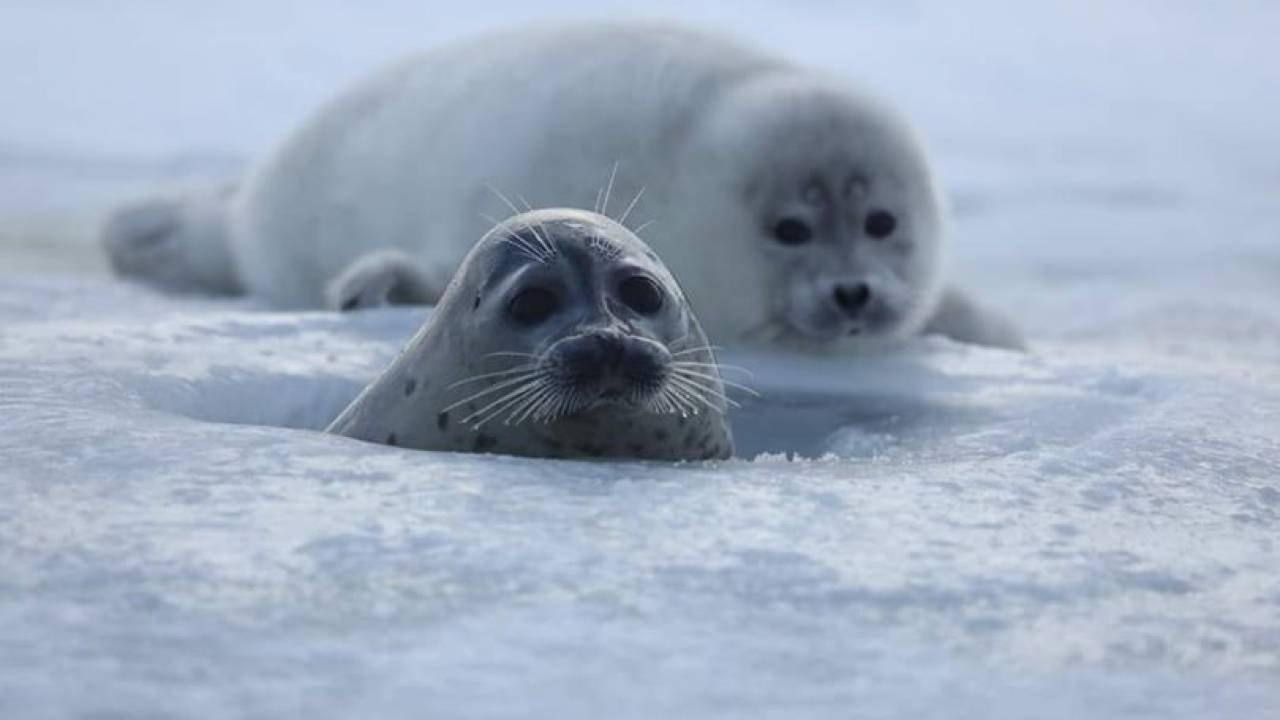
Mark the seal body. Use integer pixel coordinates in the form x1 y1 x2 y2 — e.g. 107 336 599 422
103 22 1022 350
327 208 734 461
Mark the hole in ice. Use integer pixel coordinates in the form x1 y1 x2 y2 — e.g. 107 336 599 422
116 308 1144 462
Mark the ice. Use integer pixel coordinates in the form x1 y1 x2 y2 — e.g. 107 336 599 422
1 1 1279 717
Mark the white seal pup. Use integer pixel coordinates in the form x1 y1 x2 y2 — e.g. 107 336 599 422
102 21 1022 350
327 208 735 461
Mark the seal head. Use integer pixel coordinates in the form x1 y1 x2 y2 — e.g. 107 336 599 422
327 208 734 461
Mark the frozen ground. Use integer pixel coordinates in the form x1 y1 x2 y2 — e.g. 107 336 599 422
1 1 1278 718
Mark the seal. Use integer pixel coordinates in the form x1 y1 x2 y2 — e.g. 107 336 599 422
326 208 735 461
102 21 1022 350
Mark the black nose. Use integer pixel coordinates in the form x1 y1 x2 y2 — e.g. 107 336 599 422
833 282 871 316
557 331 665 389
561 332 624 381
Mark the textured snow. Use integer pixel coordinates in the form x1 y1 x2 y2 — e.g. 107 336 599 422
2 1 1279 718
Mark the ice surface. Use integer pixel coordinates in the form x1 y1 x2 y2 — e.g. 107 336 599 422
2 1 1279 718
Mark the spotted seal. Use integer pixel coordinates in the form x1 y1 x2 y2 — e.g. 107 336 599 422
326 208 735 460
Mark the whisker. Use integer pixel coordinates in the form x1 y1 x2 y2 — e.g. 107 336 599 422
443 370 541 414
671 345 723 358
671 367 760 397
484 183 523 218
671 360 755 378
632 219 655 234
508 382 559 425
514 194 557 261
660 384 691 412
447 363 538 390
465 379 545 428
497 231 549 263
668 373 739 410
618 186 645 226
667 376 723 412
660 379 702 416
600 162 619 218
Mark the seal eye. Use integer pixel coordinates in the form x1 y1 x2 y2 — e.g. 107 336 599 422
864 210 897 239
508 286 559 325
619 275 664 316
772 218 813 245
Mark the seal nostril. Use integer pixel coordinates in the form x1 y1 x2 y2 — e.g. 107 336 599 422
833 283 871 315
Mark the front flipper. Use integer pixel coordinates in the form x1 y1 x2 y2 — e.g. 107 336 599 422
325 250 440 311
923 285 1026 350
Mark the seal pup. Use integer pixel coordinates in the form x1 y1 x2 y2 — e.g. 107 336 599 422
327 208 735 461
103 21 1022 350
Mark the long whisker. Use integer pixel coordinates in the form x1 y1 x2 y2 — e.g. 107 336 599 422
497 231 549 263
671 360 755 377
515 194 557 260
669 373 740 410
465 379 545 428
618 186 645 226
671 367 761 397
658 383 699 416
666 375 726 412
505 380 554 425
447 363 538 390
484 183 523 217
443 370 542 414
632 219 655 234
600 162 619 218
671 345 723 358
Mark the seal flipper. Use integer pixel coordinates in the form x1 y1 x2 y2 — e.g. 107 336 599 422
923 285 1026 350
101 184 242 295
325 249 440 311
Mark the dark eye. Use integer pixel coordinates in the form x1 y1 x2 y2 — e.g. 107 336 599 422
772 218 813 245
508 286 559 325
618 275 664 315
864 210 897 239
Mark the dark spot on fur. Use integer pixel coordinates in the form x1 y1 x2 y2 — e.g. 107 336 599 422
473 434 497 453
436 411 449 431
574 443 605 457
629 443 646 455
473 294 481 310
677 416 688 428
654 429 669 441
386 433 397 446
340 296 359 311
404 378 417 396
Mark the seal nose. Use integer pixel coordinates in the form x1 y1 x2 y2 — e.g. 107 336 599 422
560 330 625 382
556 330 666 395
833 282 871 317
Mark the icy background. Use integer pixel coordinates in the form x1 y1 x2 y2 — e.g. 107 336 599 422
1 1 1278 717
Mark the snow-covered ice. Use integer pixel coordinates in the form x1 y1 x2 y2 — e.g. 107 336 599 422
1 1 1278 717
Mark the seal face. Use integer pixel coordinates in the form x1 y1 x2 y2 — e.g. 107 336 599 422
326 208 735 461
704 77 945 348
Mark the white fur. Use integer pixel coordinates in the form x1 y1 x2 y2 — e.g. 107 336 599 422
108 22 1021 350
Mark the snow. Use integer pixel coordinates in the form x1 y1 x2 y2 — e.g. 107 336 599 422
1 1 1279 718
